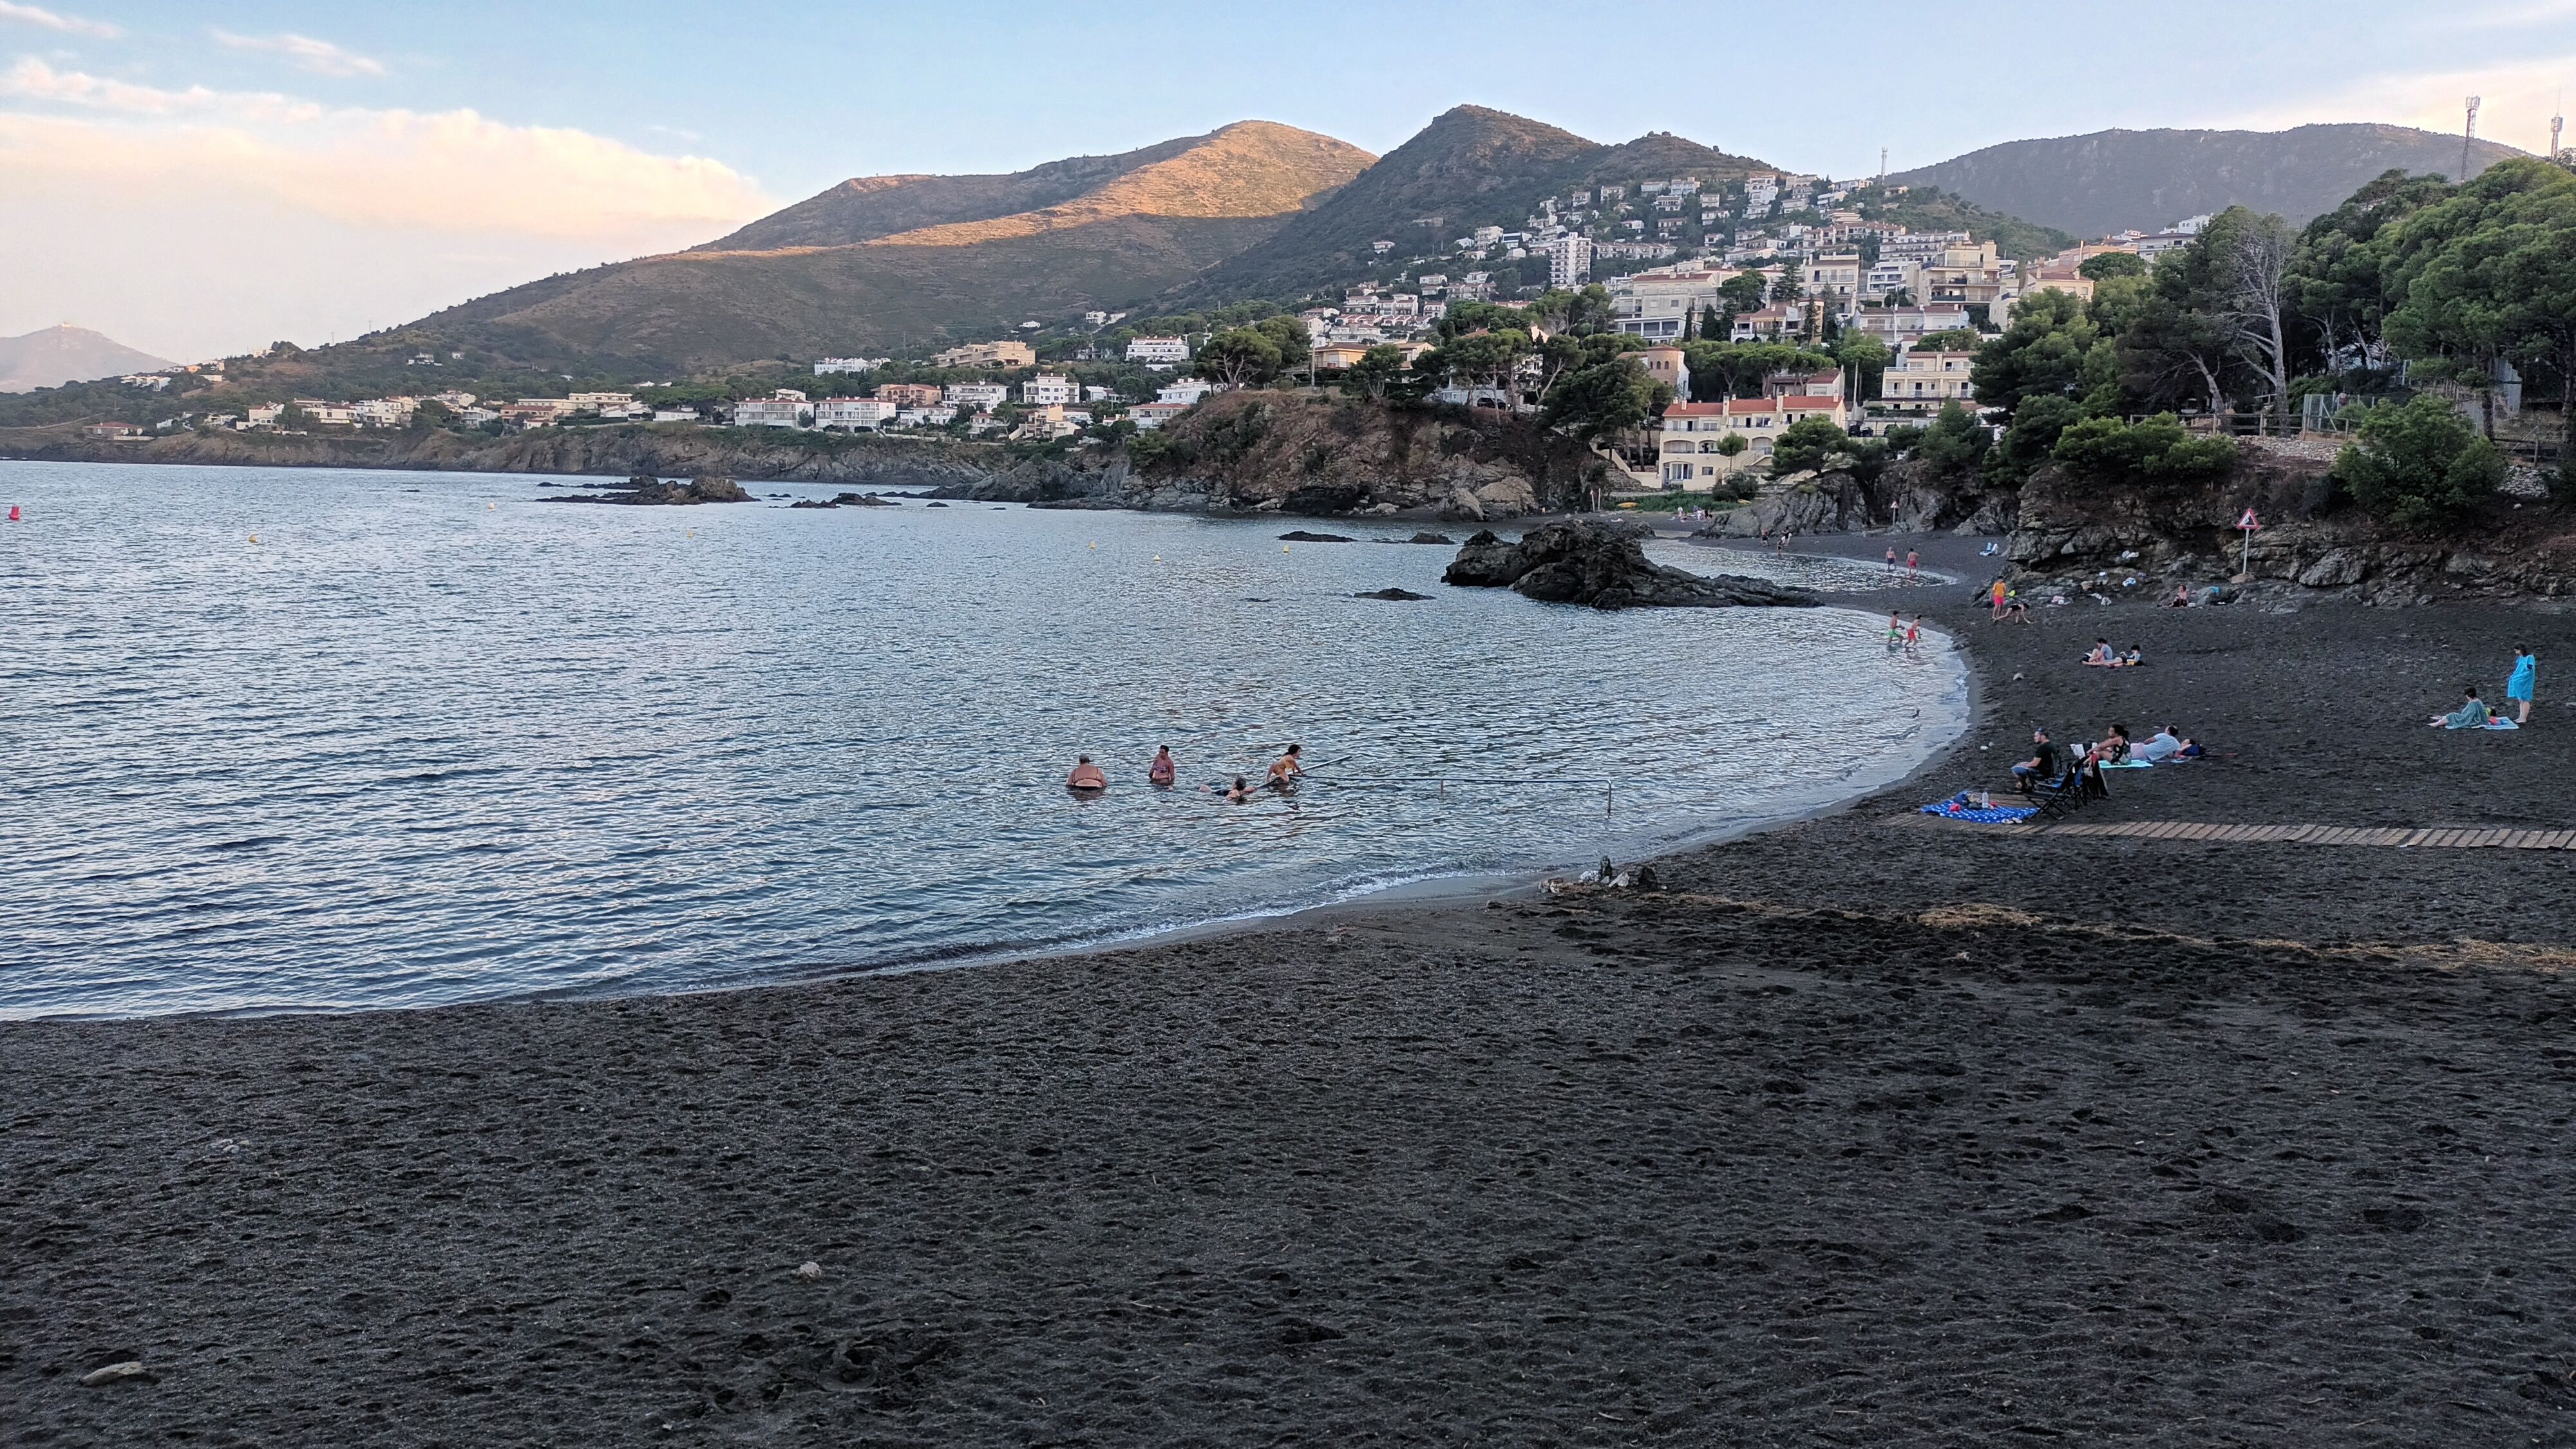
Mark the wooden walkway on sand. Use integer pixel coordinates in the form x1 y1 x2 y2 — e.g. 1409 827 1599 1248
1904 815 2576 850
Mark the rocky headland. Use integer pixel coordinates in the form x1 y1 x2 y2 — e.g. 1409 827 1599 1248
930 393 1604 522
1446 517 1817 609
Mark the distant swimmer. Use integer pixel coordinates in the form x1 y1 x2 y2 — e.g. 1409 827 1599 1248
1066 756 1108 792
1265 743 1305 791
1148 746 1177 788
1223 776 1257 802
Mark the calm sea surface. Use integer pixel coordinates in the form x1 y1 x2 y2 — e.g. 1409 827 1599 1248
0 462 1966 1018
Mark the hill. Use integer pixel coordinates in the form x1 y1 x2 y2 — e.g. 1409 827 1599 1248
1189 106 1777 300
1889 123 2528 236
0 325 172 393
395 122 1372 373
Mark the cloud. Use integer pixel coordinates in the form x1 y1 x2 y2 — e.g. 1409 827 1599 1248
0 62 772 242
0 2 117 39
210 29 388 79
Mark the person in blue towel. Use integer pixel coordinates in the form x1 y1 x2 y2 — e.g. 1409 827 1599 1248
2432 686 2494 730
2506 645 2536 725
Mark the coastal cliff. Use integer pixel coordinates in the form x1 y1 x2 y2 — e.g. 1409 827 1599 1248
1 424 998 491
931 393 1606 520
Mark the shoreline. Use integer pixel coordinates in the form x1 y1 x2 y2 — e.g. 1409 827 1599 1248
13 517 2576 1441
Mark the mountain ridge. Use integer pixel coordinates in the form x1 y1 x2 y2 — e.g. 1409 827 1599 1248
0 325 173 393
1889 123 2529 236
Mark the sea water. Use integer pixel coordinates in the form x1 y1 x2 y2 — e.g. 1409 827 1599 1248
0 462 1967 1017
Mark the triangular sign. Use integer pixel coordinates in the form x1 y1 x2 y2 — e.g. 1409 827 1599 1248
2238 509 2261 530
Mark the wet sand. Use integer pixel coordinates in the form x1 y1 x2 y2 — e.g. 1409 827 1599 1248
7 571 2576 1444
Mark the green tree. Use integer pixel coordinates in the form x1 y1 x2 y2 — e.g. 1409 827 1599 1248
2077 251 2147 282
1253 314 1311 377
1539 355 1664 441
1832 333 1891 404
410 397 457 429
2285 168 2454 377
1915 400 1991 478
1195 328 1284 388
1913 327 1980 352
2330 393 2506 526
1719 272 1769 313
2380 158 2576 435
1341 345 1411 403
1986 393 2088 486
1770 415 1850 475
1971 288 2114 418
2118 231 2238 415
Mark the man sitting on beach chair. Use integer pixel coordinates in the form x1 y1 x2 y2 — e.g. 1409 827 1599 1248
2011 730 2060 794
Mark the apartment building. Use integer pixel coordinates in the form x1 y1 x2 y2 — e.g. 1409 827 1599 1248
1803 252 1864 308
1130 401 1191 430
813 357 887 375
1635 344 1690 401
932 339 1036 369
1021 374 1076 406
876 383 943 409
732 397 808 428
1918 241 2006 313
1546 233 1593 289
1124 336 1191 365
813 398 898 430
1876 350 1977 413
944 383 1009 410
1607 267 1736 339
1850 303 1974 348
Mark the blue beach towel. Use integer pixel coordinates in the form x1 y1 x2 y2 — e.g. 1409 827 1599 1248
2101 759 2154 769
2486 718 2521 730
1920 793 2039 824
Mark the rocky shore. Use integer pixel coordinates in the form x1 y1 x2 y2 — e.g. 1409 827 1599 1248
8 549 2575 1443
1443 517 1817 609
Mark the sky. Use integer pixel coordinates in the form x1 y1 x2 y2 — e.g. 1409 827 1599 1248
3 0 2571 363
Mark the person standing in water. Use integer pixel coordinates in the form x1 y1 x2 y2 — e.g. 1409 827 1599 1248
1906 548 1919 579
1885 610 1904 654
1066 756 1107 791
2507 645 2537 724
1266 743 1305 790
1903 614 1923 656
1885 545 1898 575
1148 746 1177 786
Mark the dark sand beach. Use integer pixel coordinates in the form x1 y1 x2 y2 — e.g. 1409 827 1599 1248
8 557 2576 1445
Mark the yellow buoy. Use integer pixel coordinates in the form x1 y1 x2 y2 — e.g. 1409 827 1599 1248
249 535 258 544
487 503 495 510
1283 545 1291 553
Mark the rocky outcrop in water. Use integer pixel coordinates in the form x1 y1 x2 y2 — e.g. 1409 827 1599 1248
544 475 752 506
1444 518 1819 611
788 491 900 509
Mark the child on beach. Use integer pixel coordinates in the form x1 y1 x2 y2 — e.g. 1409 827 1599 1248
2508 646 2537 724
1904 615 1922 656
1886 611 1904 653
1907 549 1919 579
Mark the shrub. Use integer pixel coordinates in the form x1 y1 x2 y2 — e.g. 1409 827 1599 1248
1769 415 1850 475
2050 413 2237 487
2330 393 2505 526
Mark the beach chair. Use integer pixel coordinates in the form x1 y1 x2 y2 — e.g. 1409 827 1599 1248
2031 765 2097 822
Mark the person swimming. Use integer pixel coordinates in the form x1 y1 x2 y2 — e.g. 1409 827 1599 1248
1223 776 1257 802
1066 755 1107 791
1148 746 1176 787
1265 743 1304 790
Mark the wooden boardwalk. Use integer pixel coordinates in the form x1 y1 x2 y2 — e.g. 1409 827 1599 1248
1906 815 2576 849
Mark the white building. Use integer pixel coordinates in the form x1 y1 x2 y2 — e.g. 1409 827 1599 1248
352 397 416 427
944 383 1009 411
1875 350 1977 413
651 408 701 423
1021 373 1075 406
813 398 898 430
732 397 809 428
1125 336 1191 364
1546 234 1594 290
1156 379 1217 406
813 357 887 375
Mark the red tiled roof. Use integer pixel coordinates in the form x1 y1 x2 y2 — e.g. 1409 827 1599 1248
1663 402 1726 417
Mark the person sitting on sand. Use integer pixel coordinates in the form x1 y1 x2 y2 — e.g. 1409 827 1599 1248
1067 756 1108 790
2083 638 2114 666
2432 687 2494 730
2166 584 2192 608
2507 645 2537 725
2134 725 2184 763
2119 645 2145 667
2101 723 2133 763
1266 744 1305 789
1148 746 1177 787
2011 729 2061 793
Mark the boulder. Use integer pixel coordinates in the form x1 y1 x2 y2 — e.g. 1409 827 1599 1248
1280 530 1356 542
1406 532 1455 545
2295 548 2367 588
1443 518 1818 611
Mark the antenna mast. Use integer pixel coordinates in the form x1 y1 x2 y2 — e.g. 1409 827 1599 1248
2552 96 2565 162
2462 95 2482 180
1878 146 1888 182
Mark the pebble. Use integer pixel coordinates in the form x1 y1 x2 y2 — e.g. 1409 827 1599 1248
795 1261 823 1280
80 1361 146 1387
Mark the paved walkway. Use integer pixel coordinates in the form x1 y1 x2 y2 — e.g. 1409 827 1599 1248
1906 814 2576 849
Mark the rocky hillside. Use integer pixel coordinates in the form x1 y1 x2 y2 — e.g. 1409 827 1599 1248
1890 124 2527 236
1189 106 1774 302
933 392 1605 520
393 123 1373 373
5 423 1000 490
